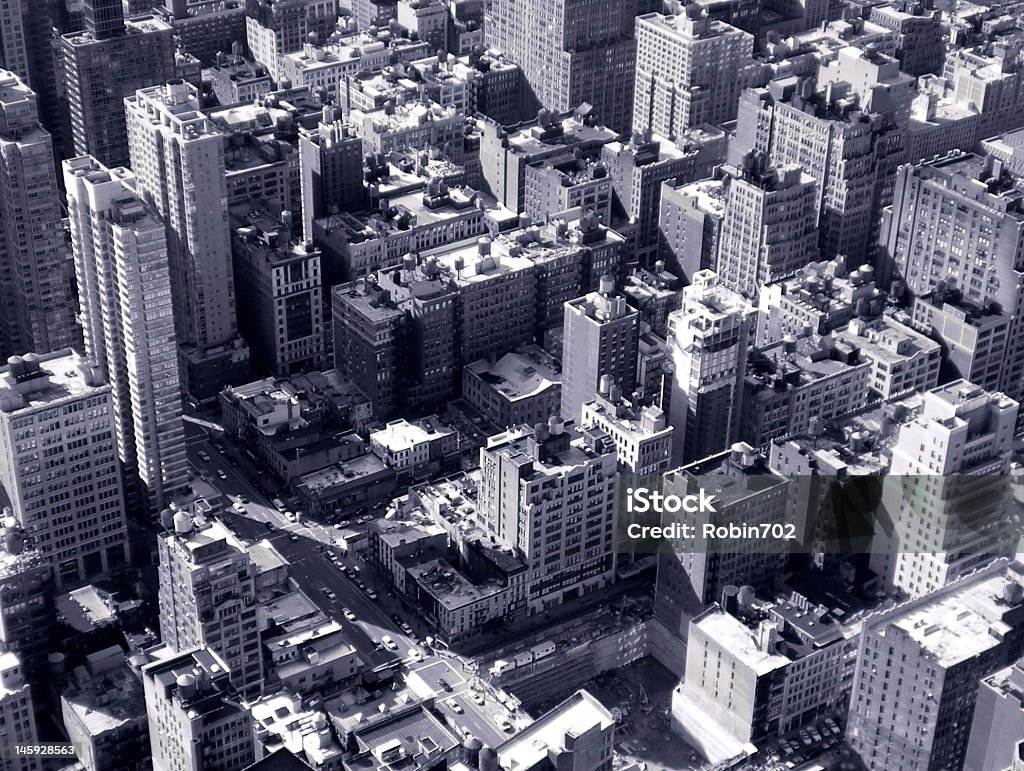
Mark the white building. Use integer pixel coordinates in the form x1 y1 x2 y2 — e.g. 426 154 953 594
157 510 263 698
633 9 753 139
64 157 188 511
0 653 39 771
876 380 1018 598
847 561 1024 771
0 349 129 587
478 420 618 612
141 646 254 771
125 80 249 403
667 270 757 465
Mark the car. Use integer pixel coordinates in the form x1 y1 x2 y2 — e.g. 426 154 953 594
356 515 371 524
302 520 315 528
214 443 226 454
350 565 361 574
407 648 423 662
365 589 378 600
381 635 398 650
288 533 299 542
325 590 337 601
264 521 275 531
284 511 297 521
333 522 344 530
232 502 246 513
445 699 463 714
499 719 514 732
198 451 210 462
438 678 452 692
342 608 356 621
471 692 485 705
809 729 822 743
390 613 402 625
217 470 227 480
799 731 812 747
239 496 250 504
354 580 365 590
400 622 412 634
824 718 840 736
409 633 421 644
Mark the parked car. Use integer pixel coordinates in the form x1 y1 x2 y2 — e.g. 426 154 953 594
381 635 398 651
342 608 356 621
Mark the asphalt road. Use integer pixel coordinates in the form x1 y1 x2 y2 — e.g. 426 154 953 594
186 425 522 745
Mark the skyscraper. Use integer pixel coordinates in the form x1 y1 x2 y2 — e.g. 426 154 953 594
478 419 619 612
732 47 913 263
0 70 77 360
60 10 177 168
874 380 1018 598
140 646 255 771
716 158 819 300
125 80 250 404
157 509 263 699
485 0 659 132
882 153 1024 407
633 9 753 140
64 156 189 512
847 560 1024 771
667 270 757 465
0 350 129 587
245 0 338 82
298 113 366 240
560 277 640 423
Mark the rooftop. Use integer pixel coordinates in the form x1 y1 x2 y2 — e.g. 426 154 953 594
872 560 1024 667
464 347 561 402
0 349 108 414
493 690 614 771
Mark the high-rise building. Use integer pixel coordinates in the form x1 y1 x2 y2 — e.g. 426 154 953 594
478 419 618 612
965 659 1024 771
716 158 819 300
140 646 255 771
245 0 338 82
125 80 250 404
733 47 913 263
874 380 1018 598
0 523 54 685
0 652 40 771
881 153 1024 406
633 10 753 140
0 349 129 587
0 70 77 360
658 174 726 282
868 1 943 77
847 560 1024 771
229 202 324 376
652 445 790 669
602 129 725 264
0 2 29 83
64 157 189 512
580 376 672 475
157 509 263 699
484 0 659 132
298 114 366 240
667 270 756 465
60 13 177 168
560 277 640 423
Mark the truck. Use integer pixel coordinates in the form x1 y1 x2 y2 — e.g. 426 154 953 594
489 659 514 677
